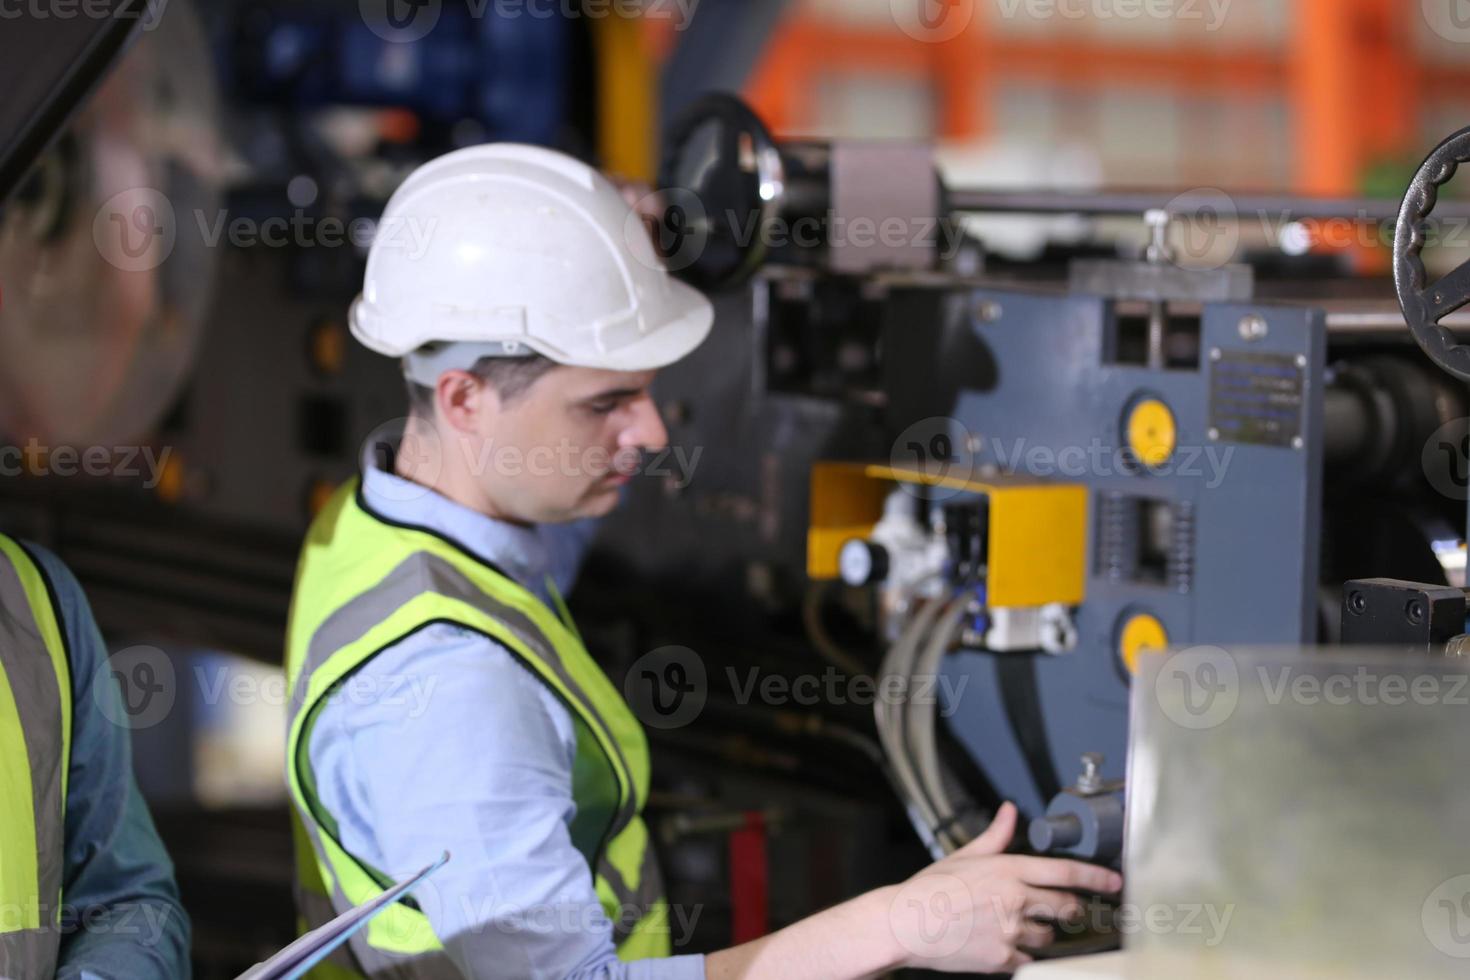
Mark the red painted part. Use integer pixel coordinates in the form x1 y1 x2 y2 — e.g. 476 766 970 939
729 811 769 944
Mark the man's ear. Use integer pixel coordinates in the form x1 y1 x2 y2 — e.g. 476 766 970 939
435 370 498 435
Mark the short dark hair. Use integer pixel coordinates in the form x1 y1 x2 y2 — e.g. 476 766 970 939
406 351 560 417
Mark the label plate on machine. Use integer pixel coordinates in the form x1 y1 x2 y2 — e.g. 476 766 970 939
1208 350 1304 447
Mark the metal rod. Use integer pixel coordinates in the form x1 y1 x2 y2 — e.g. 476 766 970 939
1146 301 1166 370
946 189 1470 223
1325 310 1470 333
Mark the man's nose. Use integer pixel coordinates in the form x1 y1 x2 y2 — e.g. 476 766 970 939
621 395 668 454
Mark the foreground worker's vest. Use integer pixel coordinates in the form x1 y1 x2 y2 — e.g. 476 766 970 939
0 534 73 980
285 479 670 978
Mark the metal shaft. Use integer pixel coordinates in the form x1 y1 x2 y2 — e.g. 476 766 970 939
946 188 1470 223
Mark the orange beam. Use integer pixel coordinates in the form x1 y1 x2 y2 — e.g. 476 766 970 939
642 15 679 65
745 16 822 135
752 21 1289 95
1426 65 1470 91
746 17 1294 142
1358 0 1418 161
984 38 1284 94
777 17 932 73
935 20 989 139
987 38 1287 94
742 12 1470 153
1292 0 1359 196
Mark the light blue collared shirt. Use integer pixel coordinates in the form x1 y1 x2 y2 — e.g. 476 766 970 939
308 463 706 980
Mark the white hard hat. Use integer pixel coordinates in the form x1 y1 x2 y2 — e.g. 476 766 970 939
349 143 713 382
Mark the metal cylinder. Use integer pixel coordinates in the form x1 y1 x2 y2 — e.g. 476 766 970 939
1029 813 1084 852
1322 382 1376 466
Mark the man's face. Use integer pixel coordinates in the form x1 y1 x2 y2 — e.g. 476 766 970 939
470 364 668 524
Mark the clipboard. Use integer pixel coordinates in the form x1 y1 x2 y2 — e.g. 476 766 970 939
235 852 450 980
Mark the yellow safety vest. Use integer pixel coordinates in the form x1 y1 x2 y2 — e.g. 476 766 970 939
284 479 670 978
0 534 73 979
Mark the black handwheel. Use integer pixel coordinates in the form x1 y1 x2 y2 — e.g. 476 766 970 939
658 93 784 289
1395 126 1470 382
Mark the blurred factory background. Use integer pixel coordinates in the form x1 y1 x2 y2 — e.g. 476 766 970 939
5 1 1470 975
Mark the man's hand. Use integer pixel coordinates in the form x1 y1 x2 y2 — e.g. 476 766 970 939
884 802 1123 974
705 801 1121 980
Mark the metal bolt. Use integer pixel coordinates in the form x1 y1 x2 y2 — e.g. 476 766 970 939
1210 347 1223 361
1077 753 1104 794
1207 427 1220 441
1295 354 1308 369
974 298 1002 323
1144 209 1174 264
1238 315 1268 341
1445 634 1470 658
1406 598 1425 626
1291 435 1304 450
1347 591 1367 616
966 434 984 455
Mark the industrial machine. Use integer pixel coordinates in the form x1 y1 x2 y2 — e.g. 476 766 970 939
646 95 1470 877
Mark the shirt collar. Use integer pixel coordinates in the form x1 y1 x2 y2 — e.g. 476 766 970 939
359 452 551 595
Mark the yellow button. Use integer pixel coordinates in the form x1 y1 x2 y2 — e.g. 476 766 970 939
1126 398 1176 468
1119 612 1168 674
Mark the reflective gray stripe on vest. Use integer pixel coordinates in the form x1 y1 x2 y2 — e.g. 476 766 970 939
294 867 460 980
0 927 59 980
0 548 65 980
289 552 639 844
600 845 665 944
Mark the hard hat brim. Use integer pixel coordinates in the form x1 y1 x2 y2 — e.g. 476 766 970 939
565 279 714 373
349 279 715 373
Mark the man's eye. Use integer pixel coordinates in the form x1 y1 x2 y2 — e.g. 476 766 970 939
587 401 617 415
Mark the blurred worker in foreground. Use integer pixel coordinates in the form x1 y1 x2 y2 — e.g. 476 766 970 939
0 533 189 977
282 144 1120 979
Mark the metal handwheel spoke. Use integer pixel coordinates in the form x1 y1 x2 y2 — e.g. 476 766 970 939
1395 126 1470 381
1423 258 1470 322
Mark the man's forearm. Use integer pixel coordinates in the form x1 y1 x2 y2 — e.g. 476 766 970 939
705 886 904 980
56 893 190 980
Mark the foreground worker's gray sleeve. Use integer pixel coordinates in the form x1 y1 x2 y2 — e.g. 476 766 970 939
28 545 191 979
309 624 706 980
